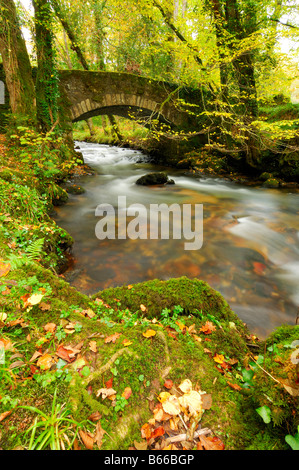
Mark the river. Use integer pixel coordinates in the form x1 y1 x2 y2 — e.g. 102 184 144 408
53 141 299 338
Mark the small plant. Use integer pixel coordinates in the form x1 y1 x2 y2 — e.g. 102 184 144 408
21 388 84 450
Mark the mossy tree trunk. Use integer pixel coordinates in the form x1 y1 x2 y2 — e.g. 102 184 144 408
33 0 59 133
0 0 36 119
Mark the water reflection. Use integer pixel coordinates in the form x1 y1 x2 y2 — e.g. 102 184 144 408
54 142 299 338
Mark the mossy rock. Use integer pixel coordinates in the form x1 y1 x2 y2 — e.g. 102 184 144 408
262 178 280 188
94 276 247 329
52 185 69 206
65 183 85 195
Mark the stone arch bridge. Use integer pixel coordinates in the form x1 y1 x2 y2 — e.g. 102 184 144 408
0 67 210 153
58 70 205 132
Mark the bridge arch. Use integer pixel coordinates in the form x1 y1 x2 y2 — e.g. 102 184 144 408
70 95 172 127
58 70 203 131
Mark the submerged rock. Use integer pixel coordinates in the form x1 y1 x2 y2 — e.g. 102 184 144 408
135 172 175 186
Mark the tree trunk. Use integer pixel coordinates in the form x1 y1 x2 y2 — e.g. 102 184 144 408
33 0 59 132
0 0 35 118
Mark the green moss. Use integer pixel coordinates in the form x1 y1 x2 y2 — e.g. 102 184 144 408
94 276 246 328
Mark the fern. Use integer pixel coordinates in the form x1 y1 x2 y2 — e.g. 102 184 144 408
7 253 33 270
25 238 45 261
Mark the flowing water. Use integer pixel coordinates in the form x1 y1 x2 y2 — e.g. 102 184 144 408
53 141 299 338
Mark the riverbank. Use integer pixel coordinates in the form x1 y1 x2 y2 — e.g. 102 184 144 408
0 132 298 450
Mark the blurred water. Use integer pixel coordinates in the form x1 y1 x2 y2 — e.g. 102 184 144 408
54 142 299 338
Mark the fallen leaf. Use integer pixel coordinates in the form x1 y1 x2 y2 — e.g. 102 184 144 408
43 323 56 333
178 379 193 393
122 387 132 400
141 423 152 440
0 312 7 321
134 440 148 450
80 308 96 318
122 339 132 346
39 302 51 311
105 377 113 388
151 426 165 439
161 395 181 416
56 345 74 363
213 353 225 364
140 304 147 312
27 293 44 306
96 388 117 399
79 429 94 450
94 421 106 449
164 379 173 390
201 393 213 409
200 321 216 334
0 260 10 277
199 435 225 450
178 390 202 417
104 332 121 344
143 329 156 338
89 340 97 353
36 353 54 370
0 409 14 422
88 411 102 422
227 381 242 391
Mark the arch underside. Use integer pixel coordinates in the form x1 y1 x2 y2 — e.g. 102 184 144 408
72 104 174 128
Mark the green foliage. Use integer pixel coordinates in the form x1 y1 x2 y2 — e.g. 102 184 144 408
285 426 299 450
21 388 85 450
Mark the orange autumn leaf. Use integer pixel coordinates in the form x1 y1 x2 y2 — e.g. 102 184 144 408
227 381 242 391
163 379 173 390
200 321 216 334
141 423 152 440
36 353 53 370
104 332 121 344
151 426 165 439
56 345 74 362
0 409 14 422
105 377 113 388
199 435 225 450
122 387 132 400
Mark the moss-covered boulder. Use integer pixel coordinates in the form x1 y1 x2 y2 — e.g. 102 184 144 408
94 276 247 328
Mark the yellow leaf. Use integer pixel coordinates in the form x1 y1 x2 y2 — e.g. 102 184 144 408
143 329 156 338
140 304 147 312
36 353 53 370
27 293 44 306
0 260 10 277
178 390 203 417
213 354 225 364
161 395 181 416
158 392 171 403
178 379 193 393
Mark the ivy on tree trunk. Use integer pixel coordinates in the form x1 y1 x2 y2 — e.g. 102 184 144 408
33 0 59 133
0 0 36 119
